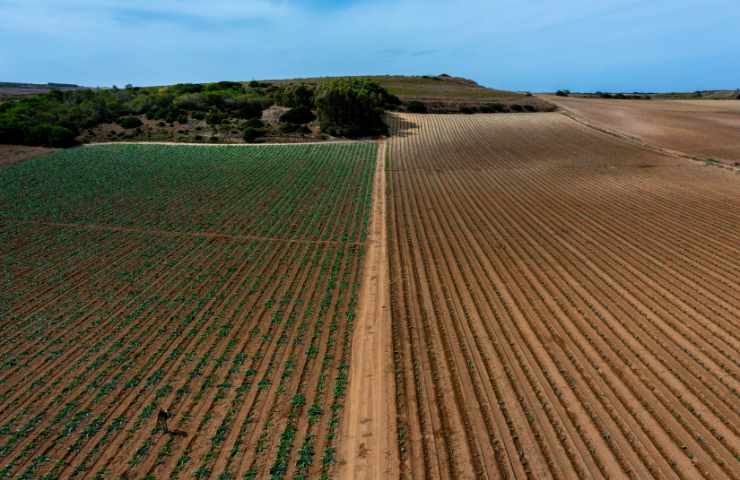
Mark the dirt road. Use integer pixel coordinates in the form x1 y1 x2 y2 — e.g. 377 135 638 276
337 140 399 480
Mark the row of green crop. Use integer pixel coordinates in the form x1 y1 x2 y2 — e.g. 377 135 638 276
0 143 376 243
0 141 376 478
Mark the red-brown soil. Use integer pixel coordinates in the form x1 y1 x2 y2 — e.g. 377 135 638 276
338 141 398 479
545 95 740 165
0 144 54 165
387 112 740 479
0 143 377 479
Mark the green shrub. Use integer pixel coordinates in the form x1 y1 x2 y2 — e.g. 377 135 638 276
207 81 242 91
243 127 262 142
233 99 267 120
244 118 265 129
273 84 315 109
280 123 301 133
0 121 24 144
460 106 476 114
26 124 77 147
118 116 143 129
405 101 427 113
510 104 524 112
523 105 536 112
280 107 316 124
206 109 226 126
191 111 206 121
171 83 204 94
555 90 570 97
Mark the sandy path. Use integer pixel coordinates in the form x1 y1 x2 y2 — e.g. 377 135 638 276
337 140 399 479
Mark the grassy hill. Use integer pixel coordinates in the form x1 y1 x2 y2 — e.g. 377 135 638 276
270 74 555 113
1 74 558 148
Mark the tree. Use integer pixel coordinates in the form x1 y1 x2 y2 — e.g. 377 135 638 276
314 78 394 137
406 101 427 113
273 84 315 109
280 107 316 124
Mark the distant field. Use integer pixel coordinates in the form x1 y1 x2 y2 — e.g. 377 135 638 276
545 95 740 165
0 143 376 479
387 112 740 478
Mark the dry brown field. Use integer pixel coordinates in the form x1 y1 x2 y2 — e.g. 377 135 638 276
545 95 740 165
386 112 740 479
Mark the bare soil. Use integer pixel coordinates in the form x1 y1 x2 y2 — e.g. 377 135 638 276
338 140 398 479
0 144 54 165
387 112 740 479
0 143 377 479
545 95 740 165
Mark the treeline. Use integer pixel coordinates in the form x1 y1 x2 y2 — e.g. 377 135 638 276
0 78 401 147
556 89 650 100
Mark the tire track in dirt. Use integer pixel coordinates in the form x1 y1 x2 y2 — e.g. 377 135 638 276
338 140 399 480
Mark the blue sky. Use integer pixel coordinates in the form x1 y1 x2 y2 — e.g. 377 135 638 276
1 0 739 92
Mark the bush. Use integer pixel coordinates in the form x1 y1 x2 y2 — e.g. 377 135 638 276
555 90 570 97
405 101 427 113
523 105 536 112
0 121 24 144
118 116 143 129
315 78 391 137
207 81 242 91
460 106 476 114
232 99 266 120
280 123 301 133
279 107 316 124
171 83 204 94
273 84 315 109
26 124 77 147
243 127 262 142
510 104 524 112
244 118 265 129
191 111 206 121
206 109 226 126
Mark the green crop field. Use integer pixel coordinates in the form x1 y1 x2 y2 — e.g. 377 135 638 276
0 143 376 479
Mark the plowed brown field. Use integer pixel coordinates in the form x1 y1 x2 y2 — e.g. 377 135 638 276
0 143 377 479
544 95 740 165
387 113 740 479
